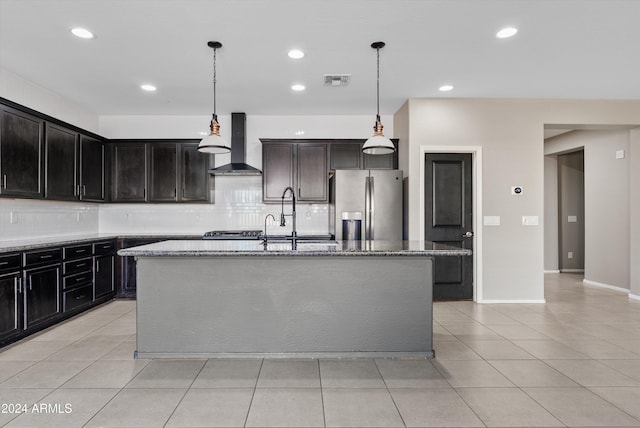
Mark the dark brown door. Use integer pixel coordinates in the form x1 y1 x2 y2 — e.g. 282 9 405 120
425 153 473 300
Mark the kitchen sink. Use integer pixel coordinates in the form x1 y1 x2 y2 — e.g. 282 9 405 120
259 240 338 251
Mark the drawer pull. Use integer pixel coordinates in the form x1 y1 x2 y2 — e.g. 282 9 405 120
75 277 85 282
40 255 53 259
0 261 8 266
75 295 86 300
76 249 86 253
101 245 111 249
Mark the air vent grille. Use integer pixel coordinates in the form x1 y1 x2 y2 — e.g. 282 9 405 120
324 74 351 87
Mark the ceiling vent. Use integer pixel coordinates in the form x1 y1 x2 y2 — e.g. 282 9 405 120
324 74 351 87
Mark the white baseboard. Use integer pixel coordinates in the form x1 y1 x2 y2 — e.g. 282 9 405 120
544 270 560 274
480 299 546 304
561 269 585 273
583 279 630 294
629 293 640 301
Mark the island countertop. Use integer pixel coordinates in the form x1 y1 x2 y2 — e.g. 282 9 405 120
117 239 471 257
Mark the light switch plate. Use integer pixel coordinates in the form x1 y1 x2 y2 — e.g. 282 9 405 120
522 215 539 226
568 215 577 223
484 216 501 226
616 150 625 159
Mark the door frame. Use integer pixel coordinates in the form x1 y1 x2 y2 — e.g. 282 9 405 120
419 145 483 302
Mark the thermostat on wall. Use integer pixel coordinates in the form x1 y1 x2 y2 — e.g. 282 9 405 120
511 186 523 195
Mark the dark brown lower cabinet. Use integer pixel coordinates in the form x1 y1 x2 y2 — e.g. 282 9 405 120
0 272 21 343
95 255 114 298
23 264 61 330
117 238 164 298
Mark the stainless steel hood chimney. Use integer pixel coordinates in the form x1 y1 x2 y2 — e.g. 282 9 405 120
209 112 262 175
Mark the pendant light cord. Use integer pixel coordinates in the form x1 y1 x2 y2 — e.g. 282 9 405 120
212 47 217 116
376 46 380 116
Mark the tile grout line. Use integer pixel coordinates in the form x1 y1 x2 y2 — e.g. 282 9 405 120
243 358 264 428
372 358 407 428
161 359 208 428
317 359 327 428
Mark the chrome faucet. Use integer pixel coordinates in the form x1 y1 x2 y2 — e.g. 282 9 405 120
263 213 276 249
280 186 297 249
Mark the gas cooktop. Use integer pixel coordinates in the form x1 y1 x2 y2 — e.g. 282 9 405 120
202 230 263 240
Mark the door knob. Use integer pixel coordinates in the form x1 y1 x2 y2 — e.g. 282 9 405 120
462 231 474 238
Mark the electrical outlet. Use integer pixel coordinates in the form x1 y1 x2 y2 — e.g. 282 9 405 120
568 252 574 259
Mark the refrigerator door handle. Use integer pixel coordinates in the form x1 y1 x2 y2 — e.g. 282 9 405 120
369 176 375 240
365 176 371 240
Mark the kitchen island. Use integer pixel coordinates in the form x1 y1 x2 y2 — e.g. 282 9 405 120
118 240 470 359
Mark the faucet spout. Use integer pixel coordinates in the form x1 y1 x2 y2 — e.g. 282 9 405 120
280 186 297 249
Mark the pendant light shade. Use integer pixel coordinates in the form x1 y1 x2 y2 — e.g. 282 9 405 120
198 41 231 154
362 41 395 155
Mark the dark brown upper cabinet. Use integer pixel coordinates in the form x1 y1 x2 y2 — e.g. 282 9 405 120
79 135 106 202
0 106 44 198
45 124 78 200
261 140 328 203
330 140 398 171
112 143 147 202
111 140 209 203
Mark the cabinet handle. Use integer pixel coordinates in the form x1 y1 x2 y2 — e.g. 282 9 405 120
76 249 86 253
40 254 53 259
2 174 6 189
83 185 86 196
29 277 33 291
0 261 8 266
75 277 84 282
75 294 86 300
16 277 22 294
96 261 100 273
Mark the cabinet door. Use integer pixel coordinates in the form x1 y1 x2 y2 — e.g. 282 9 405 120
24 265 61 330
330 143 362 170
94 255 114 298
112 143 147 201
262 143 294 202
45 124 78 200
0 273 21 342
80 136 105 201
148 143 178 202
297 144 328 201
181 144 209 202
0 107 44 198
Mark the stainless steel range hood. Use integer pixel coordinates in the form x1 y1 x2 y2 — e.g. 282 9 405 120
209 112 262 175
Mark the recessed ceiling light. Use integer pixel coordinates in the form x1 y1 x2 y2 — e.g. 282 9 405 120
439 85 454 92
70 27 95 39
288 49 305 59
291 84 306 91
140 84 157 92
496 27 518 39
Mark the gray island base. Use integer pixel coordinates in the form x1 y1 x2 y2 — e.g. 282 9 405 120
119 240 470 359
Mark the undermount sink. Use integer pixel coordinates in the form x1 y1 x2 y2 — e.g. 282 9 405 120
259 240 338 251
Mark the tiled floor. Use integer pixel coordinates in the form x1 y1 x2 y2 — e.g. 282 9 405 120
0 272 639 427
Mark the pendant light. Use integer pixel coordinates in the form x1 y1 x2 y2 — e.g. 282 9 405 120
362 41 395 155
198 41 231 154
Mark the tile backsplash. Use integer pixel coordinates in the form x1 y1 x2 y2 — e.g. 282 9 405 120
1 176 331 241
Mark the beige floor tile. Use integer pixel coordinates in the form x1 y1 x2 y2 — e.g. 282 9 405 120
320 359 385 388
464 339 536 359
563 340 640 359
524 386 640 427
257 359 320 388
323 388 404 427
125 359 205 388
512 340 590 359
599 359 640 382
0 361 35 383
433 360 514 387
61 359 149 388
191 359 262 388
544 359 640 386
488 360 578 387
487 324 553 340
375 358 449 388
390 387 483 427
98 340 137 360
432 340 482 360
44 340 120 361
4 388 118 428
590 386 640 420
0 389 53 426
0 341 72 362
84 388 185 427
166 388 254 427
246 388 324 428
457 387 563 427
0 361 91 389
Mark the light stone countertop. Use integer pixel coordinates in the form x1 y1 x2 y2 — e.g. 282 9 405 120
117 239 471 257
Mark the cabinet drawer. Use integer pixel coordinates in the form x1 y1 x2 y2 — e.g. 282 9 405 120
63 284 93 312
93 240 116 256
63 271 93 290
63 258 92 276
0 253 21 273
24 248 62 267
63 244 92 260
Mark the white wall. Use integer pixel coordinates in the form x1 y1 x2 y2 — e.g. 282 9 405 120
401 99 640 302
0 67 99 133
630 128 640 300
546 130 631 290
544 155 559 272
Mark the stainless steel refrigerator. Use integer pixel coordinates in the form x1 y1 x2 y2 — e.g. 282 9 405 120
332 169 403 241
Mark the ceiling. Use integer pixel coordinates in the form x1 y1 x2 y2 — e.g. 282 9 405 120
1 0 639 116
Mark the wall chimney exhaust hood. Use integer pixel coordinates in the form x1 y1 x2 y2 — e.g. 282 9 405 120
209 112 262 175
